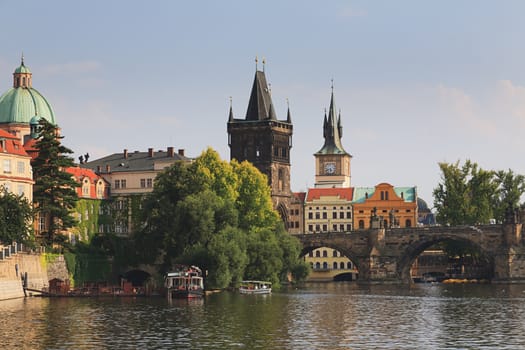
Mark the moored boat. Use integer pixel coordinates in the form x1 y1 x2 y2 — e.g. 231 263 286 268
239 280 272 295
165 266 204 299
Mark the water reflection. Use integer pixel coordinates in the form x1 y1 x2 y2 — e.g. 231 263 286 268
1 283 525 349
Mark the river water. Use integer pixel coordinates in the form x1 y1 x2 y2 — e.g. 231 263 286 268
2 283 525 349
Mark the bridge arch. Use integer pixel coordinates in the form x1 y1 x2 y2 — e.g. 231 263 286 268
300 244 362 274
396 233 495 283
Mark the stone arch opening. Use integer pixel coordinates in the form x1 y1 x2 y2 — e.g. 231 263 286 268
301 245 360 282
398 236 495 284
123 269 151 287
276 203 289 229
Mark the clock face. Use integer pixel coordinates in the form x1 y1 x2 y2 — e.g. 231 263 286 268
324 162 336 174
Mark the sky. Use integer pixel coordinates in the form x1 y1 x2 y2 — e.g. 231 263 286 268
2 0 525 206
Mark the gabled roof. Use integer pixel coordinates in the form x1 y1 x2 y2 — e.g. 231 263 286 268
80 148 191 173
0 129 29 156
245 70 277 121
66 166 109 199
353 184 416 203
306 187 354 202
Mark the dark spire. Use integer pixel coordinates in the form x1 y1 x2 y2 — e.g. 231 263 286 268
338 109 343 138
286 98 292 123
316 86 348 155
228 96 234 122
245 70 277 121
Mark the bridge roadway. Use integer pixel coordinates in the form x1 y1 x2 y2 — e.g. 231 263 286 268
295 223 525 284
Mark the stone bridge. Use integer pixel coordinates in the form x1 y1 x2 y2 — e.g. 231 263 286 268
296 223 525 284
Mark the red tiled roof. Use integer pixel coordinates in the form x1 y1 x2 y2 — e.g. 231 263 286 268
0 130 29 156
293 192 306 202
66 166 109 199
306 187 354 202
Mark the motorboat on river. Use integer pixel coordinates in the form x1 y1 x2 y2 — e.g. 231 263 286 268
165 266 204 299
239 280 272 295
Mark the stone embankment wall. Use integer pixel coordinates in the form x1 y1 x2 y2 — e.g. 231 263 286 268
0 251 62 301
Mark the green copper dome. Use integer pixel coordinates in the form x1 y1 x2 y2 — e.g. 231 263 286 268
0 87 55 124
0 60 55 125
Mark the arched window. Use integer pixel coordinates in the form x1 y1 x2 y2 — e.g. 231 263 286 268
386 192 389 200
359 220 365 229
82 179 90 197
278 169 284 191
405 219 412 227
340 262 345 269
315 262 320 269
380 191 384 200
308 251 313 257
333 262 338 269
323 262 328 269
347 262 352 269
315 250 320 257
333 250 338 257
322 250 328 257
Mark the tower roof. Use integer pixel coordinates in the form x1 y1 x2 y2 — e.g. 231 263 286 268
0 58 55 125
245 70 277 121
315 89 349 155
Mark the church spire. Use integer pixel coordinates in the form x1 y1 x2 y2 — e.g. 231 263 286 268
286 98 292 123
228 96 234 122
316 85 348 155
245 68 277 121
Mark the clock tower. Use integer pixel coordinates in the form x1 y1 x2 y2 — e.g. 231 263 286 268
314 87 352 188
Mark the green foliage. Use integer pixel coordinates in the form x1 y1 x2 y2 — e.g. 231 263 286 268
139 147 309 288
493 169 525 223
0 187 34 245
67 243 112 286
73 199 102 242
32 119 79 245
433 160 525 225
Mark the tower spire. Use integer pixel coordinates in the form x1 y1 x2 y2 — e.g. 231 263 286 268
286 98 292 123
228 96 234 122
316 83 347 155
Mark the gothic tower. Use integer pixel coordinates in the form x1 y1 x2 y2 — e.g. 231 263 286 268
314 87 352 188
227 64 293 226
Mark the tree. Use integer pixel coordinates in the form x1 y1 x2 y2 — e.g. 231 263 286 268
0 187 34 245
138 147 309 288
32 119 79 246
493 169 525 223
433 160 496 225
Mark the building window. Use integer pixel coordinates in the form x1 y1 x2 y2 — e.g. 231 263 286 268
346 211 351 219
315 224 320 232
346 224 351 231
3 160 11 173
333 262 338 269
323 262 328 269
322 224 327 231
309 251 313 257
339 212 344 219
121 179 126 188
315 251 320 257
406 209 411 213
114 180 120 189
308 212 313 219
322 212 327 219
323 250 327 257
147 178 153 188
340 262 345 269
332 212 337 219
340 224 345 231
282 148 287 158
347 262 352 269
17 161 25 174
359 220 365 229
140 179 146 188
38 215 46 232
333 224 337 231
406 219 412 227
315 262 320 269
333 250 338 257
308 224 313 232
315 213 320 219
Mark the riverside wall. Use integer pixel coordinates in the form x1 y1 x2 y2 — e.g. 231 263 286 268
0 251 68 301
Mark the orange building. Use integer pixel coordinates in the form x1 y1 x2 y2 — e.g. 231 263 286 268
352 183 417 229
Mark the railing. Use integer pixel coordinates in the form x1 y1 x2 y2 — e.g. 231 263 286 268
0 243 46 260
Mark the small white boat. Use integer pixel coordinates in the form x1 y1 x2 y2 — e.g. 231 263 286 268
239 280 272 295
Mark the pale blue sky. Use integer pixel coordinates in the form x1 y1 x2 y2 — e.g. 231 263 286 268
2 1 525 205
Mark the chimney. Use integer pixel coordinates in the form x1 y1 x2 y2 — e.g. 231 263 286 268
178 149 185 157
148 148 154 157
167 147 174 157
106 164 111 173
124 149 128 159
